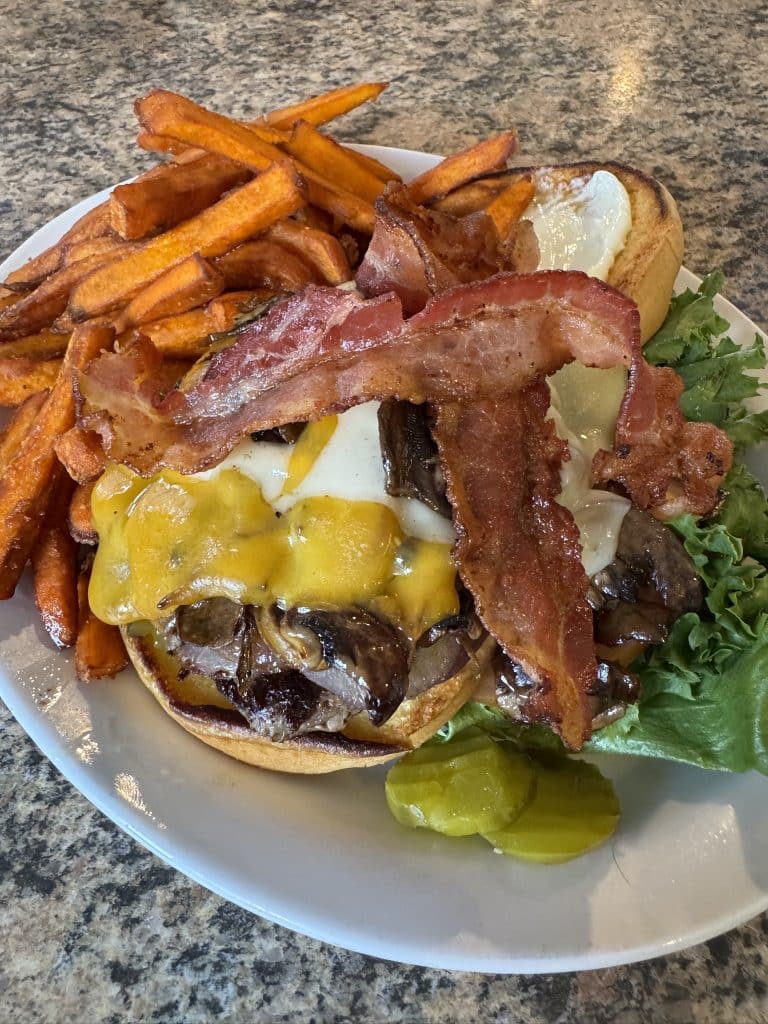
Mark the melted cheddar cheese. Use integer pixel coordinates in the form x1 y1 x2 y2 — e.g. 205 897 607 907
89 429 459 641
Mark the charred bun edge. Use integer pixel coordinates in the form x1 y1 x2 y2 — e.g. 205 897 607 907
122 625 495 774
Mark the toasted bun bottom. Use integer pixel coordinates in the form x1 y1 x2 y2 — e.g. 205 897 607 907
506 161 684 342
122 624 495 773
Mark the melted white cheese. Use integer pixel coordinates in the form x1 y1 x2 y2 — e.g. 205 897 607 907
522 168 633 573
195 402 456 544
547 363 631 576
525 169 632 282
199 173 634 573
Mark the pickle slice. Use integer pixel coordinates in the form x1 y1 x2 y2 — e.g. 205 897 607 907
385 728 535 837
482 757 619 863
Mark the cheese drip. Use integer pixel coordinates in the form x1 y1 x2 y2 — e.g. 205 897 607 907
547 362 630 577
89 403 459 640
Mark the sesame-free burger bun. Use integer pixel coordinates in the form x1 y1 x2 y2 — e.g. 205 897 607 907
122 624 495 774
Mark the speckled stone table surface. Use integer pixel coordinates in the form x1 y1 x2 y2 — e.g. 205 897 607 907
1 2 767 1021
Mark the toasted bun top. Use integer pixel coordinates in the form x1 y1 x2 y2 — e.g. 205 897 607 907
122 624 495 774
505 161 684 342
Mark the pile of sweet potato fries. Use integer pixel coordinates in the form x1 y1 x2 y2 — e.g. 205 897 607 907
0 81 533 682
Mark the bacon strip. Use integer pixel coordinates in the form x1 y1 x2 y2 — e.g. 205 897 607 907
75 269 733 749
595 364 733 516
78 272 640 473
355 183 505 314
433 386 595 749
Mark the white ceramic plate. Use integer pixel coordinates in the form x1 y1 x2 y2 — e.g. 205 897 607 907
2 146 767 974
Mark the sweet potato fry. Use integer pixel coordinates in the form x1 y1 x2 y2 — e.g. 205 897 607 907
69 162 305 320
32 471 78 649
109 154 251 240
68 481 97 544
136 90 276 169
3 247 65 294
0 280 68 340
0 392 48 472
347 147 401 184
431 175 514 216
116 254 224 331
3 203 112 292
408 131 518 205
300 176 375 234
250 123 291 146
266 219 351 284
0 331 69 360
207 290 276 331
0 357 62 406
284 121 384 204
140 123 286 159
0 247 137 341
63 236 126 266
136 129 189 155
214 241 315 291
122 308 216 359
50 311 81 334
293 205 334 232
54 426 107 484
75 566 128 681
135 90 375 233
485 177 536 239
264 82 388 129
0 322 113 598
172 147 213 166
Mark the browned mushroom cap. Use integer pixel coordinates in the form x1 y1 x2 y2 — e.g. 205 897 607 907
377 399 450 516
591 506 703 648
281 606 410 725
121 623 495 774
408 588 484 697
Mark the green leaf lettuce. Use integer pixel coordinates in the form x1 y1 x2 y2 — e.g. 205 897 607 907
447 274 768 775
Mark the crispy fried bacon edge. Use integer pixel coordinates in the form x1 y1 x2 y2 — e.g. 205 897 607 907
79 271 640 471
434 387 596 748
77 271 732 509
593 365 734 517
77 272 732 516
354 182 508 314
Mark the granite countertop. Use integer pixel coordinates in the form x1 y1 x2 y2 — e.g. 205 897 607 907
1 1 767 1020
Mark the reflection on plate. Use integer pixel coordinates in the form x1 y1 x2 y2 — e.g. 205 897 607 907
1 146 767 973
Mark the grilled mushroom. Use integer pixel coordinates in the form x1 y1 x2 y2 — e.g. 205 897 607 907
250 422 306 444
282 607 410 725
176 597 242 648
591 507 703 647
591 507 702 612
408 589 484 696
378 399 450 515
165 601 353 740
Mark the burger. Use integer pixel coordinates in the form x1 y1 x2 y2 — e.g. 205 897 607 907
79 156 731 774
